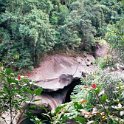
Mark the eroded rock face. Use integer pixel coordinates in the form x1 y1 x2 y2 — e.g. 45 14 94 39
33 78 80 110
16 54 98 124
16 78 81 124
29 54 97 91
34 74 73 91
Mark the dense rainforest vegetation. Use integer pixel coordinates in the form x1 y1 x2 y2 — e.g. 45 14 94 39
0 0 124 124
0 0 124 69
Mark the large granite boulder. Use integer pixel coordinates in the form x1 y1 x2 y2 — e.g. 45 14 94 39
28 54 97 91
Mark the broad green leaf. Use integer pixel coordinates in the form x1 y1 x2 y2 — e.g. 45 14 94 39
94 86 101 94
7 77 18 83
54 105 65 114
75 116 86 123
5 68 12 75
74 102 82 110
33 88 43 95
100 94 108 103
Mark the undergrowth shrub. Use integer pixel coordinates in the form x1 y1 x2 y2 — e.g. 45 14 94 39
96 56 114 69
106 19 124 63
52 72 124 124
0 64 43 124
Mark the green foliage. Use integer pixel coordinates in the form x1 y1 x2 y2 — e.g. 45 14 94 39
96 56 114 69
0 1 124 123
0 66 30 123
52 73 124 124
0 0 123 69
0 65 44 124
106 19 124 63
56 25 81 50
0 0 57 68
50 4 69 25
